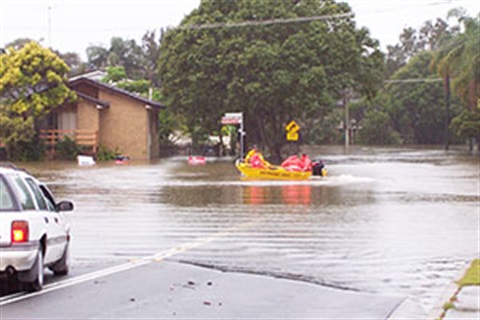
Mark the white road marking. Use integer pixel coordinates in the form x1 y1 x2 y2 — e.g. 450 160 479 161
0 218 262 306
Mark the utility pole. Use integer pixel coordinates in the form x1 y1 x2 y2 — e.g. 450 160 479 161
47 6 52 48
239 113 245 159
221 112 244 159
444 73 450 151
343 89 350 148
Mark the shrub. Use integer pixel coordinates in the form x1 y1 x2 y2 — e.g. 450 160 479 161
55 136 82 160
9 134 46 161
96 145 120 161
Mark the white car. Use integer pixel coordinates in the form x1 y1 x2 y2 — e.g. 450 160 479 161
0 164 74 292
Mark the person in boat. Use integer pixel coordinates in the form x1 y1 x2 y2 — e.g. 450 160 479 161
312 159 326 176
281 154 303 172
244 147 258 164
281 153 312 172
300 153 312 172
245 147 271 169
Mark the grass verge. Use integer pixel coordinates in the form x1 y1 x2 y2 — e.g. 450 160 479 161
457 259 480 287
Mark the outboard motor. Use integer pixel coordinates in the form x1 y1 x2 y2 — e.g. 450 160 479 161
312 159 326 176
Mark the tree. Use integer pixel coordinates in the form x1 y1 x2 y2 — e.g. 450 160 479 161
385 52 462 144
358 109 401 145
141 30 163 86
86 37 145 79
4 38 89 77
159 0 384 160
385 19 458 77
431 9 480 150
432 10 479 107
101 65 153 97
0 41 76 159
3 38 37 51
450 105 480 147
55 51 88 77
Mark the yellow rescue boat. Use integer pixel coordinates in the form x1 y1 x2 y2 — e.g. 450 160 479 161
235 159 312 180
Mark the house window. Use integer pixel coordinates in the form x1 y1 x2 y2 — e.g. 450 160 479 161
58 111 77 131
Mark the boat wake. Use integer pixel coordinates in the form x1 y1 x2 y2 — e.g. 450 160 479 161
320 174 376 186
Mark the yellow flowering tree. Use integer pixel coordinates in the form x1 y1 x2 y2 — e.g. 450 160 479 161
0 41 76 159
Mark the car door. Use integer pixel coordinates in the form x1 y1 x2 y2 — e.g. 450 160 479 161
38 183 70 235
24 177 66 264
39 183 71 251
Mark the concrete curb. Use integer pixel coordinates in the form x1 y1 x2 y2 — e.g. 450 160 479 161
427 261 471 320
387 298 428 319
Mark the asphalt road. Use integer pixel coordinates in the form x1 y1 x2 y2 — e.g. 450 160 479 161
1 258 423 319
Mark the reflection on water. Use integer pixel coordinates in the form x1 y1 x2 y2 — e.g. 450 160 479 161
243 184 313 205
159 179 376 208
20 146 479 312
281 185 311 205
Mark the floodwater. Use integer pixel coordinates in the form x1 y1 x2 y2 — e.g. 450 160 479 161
24 146 479 312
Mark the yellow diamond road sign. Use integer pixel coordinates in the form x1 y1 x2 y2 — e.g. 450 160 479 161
285 120 300 133
285 120 300 141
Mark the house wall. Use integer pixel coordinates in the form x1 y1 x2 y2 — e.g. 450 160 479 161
77 100 99 131
75 83 99 99
148 109 160 159
98 90 149 160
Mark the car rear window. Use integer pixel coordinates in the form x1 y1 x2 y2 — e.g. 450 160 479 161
0 176 16 211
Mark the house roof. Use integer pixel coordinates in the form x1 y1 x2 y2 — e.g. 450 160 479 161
75 91 110 108
69 70 107 82
69 77 166 109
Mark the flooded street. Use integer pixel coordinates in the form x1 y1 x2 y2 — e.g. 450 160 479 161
23 146 479 312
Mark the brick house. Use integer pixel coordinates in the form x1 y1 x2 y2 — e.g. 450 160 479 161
42 73 165 160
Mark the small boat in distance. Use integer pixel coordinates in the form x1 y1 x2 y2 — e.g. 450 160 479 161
115 155 130 164
235 148 327 180
235 159 312 180
188 156 206 165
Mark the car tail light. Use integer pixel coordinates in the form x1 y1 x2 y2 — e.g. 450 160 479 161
11 221 29 243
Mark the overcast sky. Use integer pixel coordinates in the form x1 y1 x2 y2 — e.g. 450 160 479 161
1 0 478 60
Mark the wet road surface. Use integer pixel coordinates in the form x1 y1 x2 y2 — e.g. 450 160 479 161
1 259 415 319
8 146 480 313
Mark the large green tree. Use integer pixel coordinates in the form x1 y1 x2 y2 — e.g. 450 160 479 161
385 52 463 144
431 9 480 150
159 0 383 160
349 93 401 145
432 10 479 106
86 37 145 79
385 18 458 77
55 51 88 77
4 38 88 77
0 41 75 159
86 31 163 85
141 30 163 86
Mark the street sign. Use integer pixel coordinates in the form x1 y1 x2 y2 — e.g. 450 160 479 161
286 131 299 141
221 117 241 125
285 120 300 132
285 120 300 141
221 112 243 125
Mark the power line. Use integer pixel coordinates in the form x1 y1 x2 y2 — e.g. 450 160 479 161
177 12 354 30
350 0 474 16
384 78 443 83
